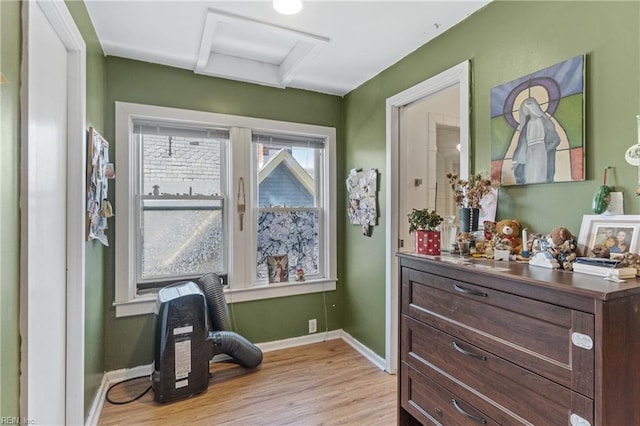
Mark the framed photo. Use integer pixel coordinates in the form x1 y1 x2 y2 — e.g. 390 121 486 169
267 254 289 283
577 215 640 258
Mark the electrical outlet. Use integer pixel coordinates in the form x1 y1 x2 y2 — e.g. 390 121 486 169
308 318 317 334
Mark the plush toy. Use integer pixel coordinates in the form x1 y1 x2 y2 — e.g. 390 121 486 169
546 227 579 270
618 252 640 275
493 219 523 254
529 227 578 270
555 238 578 270
483 220 497 242
548 227 574 248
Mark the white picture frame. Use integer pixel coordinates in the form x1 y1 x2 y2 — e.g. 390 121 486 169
577 215 640 258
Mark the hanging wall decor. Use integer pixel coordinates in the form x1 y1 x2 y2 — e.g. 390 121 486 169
86 127 113 246
490 55 585 186
346 168 378 236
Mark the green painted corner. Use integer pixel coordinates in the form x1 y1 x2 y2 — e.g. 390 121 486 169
102 56 344 370
0 0 22 418
341 0 640 356
5 1 640 417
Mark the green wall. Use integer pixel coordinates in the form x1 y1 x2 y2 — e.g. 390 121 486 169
102 57 344 369
0 0 22 418
65 1 107 419
342 0 640 353
4 0 639 418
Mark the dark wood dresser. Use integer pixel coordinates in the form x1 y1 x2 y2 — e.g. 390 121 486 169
397 253 640 426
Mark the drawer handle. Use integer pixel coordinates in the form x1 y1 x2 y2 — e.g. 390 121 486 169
453 284 487 297
452 341 486 361
452 399 487 424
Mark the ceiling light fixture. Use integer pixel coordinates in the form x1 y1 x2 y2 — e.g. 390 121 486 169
273 0 303 15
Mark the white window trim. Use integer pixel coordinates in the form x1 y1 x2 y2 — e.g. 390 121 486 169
114 102 337 317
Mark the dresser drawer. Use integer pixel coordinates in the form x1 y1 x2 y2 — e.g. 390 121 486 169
402 315 594 425
401 268 595 397
401 364 501 426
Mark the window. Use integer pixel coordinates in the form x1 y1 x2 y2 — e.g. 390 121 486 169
115 102 336 317
136 120 229 288
254 132 324 281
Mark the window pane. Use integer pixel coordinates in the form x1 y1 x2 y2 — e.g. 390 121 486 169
139 123 228 282
142 207 223 278
256 210 319 280
142 133 225 196
256 142 317 208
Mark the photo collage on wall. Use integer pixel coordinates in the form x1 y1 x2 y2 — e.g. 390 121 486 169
86 127 114 246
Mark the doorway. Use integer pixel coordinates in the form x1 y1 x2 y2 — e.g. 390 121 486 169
21 0 86 423
384 61 470 373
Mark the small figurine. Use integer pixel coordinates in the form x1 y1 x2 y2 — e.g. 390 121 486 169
296 268 305 282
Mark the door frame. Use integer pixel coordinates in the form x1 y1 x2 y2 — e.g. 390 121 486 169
384 61 469 373
20 0 86 423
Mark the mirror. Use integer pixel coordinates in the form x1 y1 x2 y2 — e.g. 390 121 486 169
398 82 467 251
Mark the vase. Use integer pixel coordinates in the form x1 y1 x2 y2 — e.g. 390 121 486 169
415 230 441 255
459 207 479 233
439 216 457 253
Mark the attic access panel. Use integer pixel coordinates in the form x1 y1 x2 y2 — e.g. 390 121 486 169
196 9 329 88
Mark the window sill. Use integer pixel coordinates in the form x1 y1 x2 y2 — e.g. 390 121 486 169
113 278 337 317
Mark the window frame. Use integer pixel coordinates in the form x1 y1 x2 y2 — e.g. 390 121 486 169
114 102 337 317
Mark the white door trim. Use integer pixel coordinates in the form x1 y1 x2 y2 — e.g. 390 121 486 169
20 0 86 423
384 61 469 373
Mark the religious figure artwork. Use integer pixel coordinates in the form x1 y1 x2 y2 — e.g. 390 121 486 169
267 254 289 283
490 55 585 186
346 168 378 236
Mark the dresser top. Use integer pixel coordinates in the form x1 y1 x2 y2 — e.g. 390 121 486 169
398 252 640 302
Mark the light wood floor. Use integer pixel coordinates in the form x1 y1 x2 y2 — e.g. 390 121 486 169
98 339 397 425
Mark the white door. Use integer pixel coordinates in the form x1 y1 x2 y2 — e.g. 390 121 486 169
21 1 86 423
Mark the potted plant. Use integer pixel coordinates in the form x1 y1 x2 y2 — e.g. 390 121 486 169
408 209 443 255
446 172 493 232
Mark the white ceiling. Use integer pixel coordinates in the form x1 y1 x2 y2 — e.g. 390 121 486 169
85 0 490 96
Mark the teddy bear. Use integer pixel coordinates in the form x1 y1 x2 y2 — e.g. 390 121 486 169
483 220 497 242
548 227 574 249
493 219 523 254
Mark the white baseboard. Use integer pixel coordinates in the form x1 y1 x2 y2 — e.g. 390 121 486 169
85 373 108 426
85 364 153 426
339 329 387 371
86 329 388 425
256 329 342 352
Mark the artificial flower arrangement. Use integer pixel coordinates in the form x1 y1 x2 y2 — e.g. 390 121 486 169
446 172 493 209
407 209 443 233
408 209 443 255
